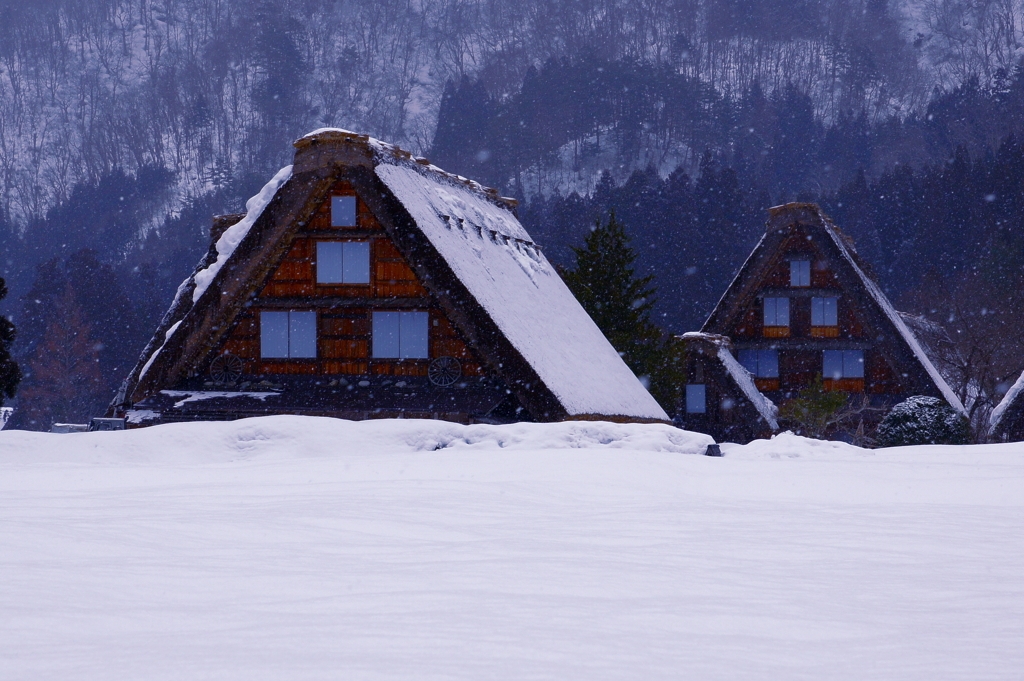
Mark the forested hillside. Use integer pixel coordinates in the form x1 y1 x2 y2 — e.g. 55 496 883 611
3 0 1024 428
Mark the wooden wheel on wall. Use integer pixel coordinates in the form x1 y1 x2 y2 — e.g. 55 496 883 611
209 353 244 383
428 356 461 386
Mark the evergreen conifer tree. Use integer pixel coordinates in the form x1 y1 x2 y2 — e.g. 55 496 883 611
563 212 667 396
0 277 21 407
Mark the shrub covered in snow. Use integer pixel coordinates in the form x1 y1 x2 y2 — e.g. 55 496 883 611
876 396 969 447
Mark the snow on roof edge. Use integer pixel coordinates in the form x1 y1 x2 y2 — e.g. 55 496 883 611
701 231 771 330
132 166 293 387
819 214 966 415
990 369 1024 433
298 128 518 209
192 164 293 304
679 332 778 429
137 320 182 382
717 345 779 429
374 161 668 421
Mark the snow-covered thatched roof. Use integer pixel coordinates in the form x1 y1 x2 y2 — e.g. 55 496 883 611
114 129 667 424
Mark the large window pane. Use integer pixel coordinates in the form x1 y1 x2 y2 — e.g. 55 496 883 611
343 242 371 284
812 297 838 326
844 350 864 378
372 311 401 358
316 242 344 283
790 260 810 287
331 196 357 227
686 384 706 414
399 311 429 359
764 297 789 326
758 349 779 378
823 350 844 380
260 311 289 358
289 311 317 358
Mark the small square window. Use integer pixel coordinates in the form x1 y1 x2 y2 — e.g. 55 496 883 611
331 196 357 227
763 297 790 327
372 310 429 359
686 384 706 414
790 260 811 286
317 241 370 284
811 297 838 326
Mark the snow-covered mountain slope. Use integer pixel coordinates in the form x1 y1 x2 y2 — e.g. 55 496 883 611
1 416 1022 679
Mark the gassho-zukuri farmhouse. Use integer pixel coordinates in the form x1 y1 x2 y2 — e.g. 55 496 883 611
110 129 669 427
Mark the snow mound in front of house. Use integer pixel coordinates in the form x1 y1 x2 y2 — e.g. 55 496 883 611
0 416 713 466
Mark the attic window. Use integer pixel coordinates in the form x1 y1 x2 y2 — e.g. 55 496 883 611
790 260 811 286
372 311 429 359
331 196 357 227
261 311 317 358
823 350 864 379
316 241 370 284
738 349 779 378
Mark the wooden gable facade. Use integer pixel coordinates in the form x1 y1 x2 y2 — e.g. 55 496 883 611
701 203 963 428
113 130 667 426
214 180 487 383
674 333 779 443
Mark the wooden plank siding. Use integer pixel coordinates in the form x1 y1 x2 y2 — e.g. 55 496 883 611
208 187 487 379
726 229 894 396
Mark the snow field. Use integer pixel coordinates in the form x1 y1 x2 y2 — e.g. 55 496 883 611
1 417 1022 680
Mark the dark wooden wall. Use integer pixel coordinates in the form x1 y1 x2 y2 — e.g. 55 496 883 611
215 180 486 379
727 229 906 396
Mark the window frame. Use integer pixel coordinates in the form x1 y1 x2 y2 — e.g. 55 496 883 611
823 350 864 379
330 195 358 227
738 348 780 378
811 296 839 327
371 310 430 359
763 297 790 327
685 384 707 414
790 259 811 287
260 310 318 359
315 240 371 285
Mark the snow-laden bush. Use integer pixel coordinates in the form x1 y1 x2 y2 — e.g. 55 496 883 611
876 396 970 447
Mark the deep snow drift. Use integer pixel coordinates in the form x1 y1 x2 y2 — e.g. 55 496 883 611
1 417 1022 680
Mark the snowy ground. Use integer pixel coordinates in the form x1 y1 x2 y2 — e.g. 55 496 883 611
1 417 1022 680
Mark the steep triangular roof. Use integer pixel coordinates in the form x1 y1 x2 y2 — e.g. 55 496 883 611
702 203 965 413
114 129 667 423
